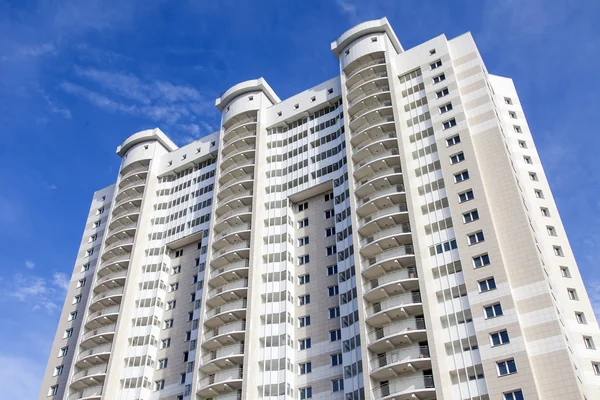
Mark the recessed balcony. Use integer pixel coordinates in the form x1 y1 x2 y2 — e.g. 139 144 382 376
217 180 254 203
67 384 104 400
80 324 117 349
204 299 248 329
96 255 130 278
367 318 427 353
210 241 251 268
352 131 397 163
344 55 386 84
203 320 246 351
75 343 111 368
347 74 389 104
112 193 143 214
356 184 406 216
351 117 396 148
222 134 256 157
200 343 245 373
104 223 137 246
221 146 256 171
114 181 145 203
101 238 134 260
108 207 140 230
116 178 146 195
346 62 388 92
372 374 435 400
217 190 253 210
223 115 257 143
355 166 403 198
353 146 400 181
89 287 123 312
119 165 149 184
358 206 409 238
197 367 244 397
362 244 415 279
349 97 392 127
219 160 255 184
363 266 419 302
359 223 412 258
369 345 431 380
214 208 252 233
70 364 108 390
212 223 252 251
85 305 120 329
365 291 422 327
215 196 253 219
206 278 249 307
209 260 250 287
94 269 127 292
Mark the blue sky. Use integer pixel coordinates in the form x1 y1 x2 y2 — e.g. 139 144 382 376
1 0 599 398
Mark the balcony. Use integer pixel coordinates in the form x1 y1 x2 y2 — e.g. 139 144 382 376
365 291 422 326
89 287 124 311
349 97 392 124
200 343 245 373
116 178 146 195
80 324 117 348
358 204 408 237
223 116 257 143
209 260 250 285
355 167 403 199
108 207 140 230
210 241 251 268
104 223 137 245
372 375 435 400
94 269 127 290
101 238 134 260
345 56 386 83
119 165 149 183
362 244 415 279
212 223 252 251
222 131 257 155
356 184 406 216
348 83 390 109
214 207 252 232
363 266 418 302
67 385 103 400
76 343 111 367
197 367 243 397
205 299 247 328
347 67 388 93
206 278 248 307
220 145 256 170
218 174 254 197
96 255 130 278
217 190 253 210
70 364 108 389
353 147 400 181
203 320 246 350
86 305 120 329
219 160 255 183
353 130 397 161
370 345 431 380
359 223 412 258
112 192 143 211
368 318 427 353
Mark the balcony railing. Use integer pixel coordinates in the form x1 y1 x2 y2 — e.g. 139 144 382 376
199 367 244 388
120 165 149 181
352 116 395 138
77 343 112 362
219 175 255 195
348 71 389 94
207 279 248 299
72 364 108 382
218 190 253 207
360 204 408 225
67 385 103 400
215 206 252 225
90 288 124 304
363 245 414 270
372 375 434 399
356 167 402 188
370 346 430 370
220 160 255 178
81 323 117 342
353 131 397 155
366 292 421 317
210 260 250 280
214 223 252 243
201 343 245 364
206 299 247 319
350 100 392 123
222 130 257 148
102 238 134 255
349 86 390 108
117 178 146 193
224 117 257 137
358 185 405 206
112 193 143 210
87 305 120 323
95 269 128 287
368 318 426 343
360 223 411 247
346 57 386 81
212 241 251 259
204 320 246 341
364 266 418 292
221 145 256 165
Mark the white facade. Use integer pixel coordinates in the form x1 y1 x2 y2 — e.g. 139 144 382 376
39 18 600 400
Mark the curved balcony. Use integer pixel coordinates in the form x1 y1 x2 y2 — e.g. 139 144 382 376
353 130 397 162
89 287 123 312
354 147 400 180
206 278 248 307
212 223 252 251
104 223 137 245
214 207 252 232
372 375 435 400
197 367 244 397
351 118 396 152
219 160 255 184
223 116 257 143
101 238 134 260
108 207 140 230
217 181 254 203
70 364 108 390
209 260 250 286
67 385 103 400
75 343 111 367
348 83 390 109
356 184 406 216
205 299 247 328
347 64 388 93
362 244 415 279
86 305 120 329
370 345 431 380
349 98 393 130
345 56 386 84
203 320 246 350
114 181 145 203
80 324 116 349
200 343 245 373
359 204 408 236
210 241 251 268
217 190 253 210
355 166 403 198
368 318 426 353
94 269 127 291
359 223 412 258
96 256 129 278
220 145 256 170
363 266 418 302
116 178 146 195
222 131 256 156
112 193 143 213
365 291 422 326
119 165 149 183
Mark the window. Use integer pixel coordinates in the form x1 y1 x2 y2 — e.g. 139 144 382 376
523 156 532 164
155 380 165 391
594 362 600 375
93 220 100 228
332 378 344 392
324 192 333 201
436 87 449 98
277 111 282 117
463 210 479 223
331 353 343 366
504 97 513 105
59 346 68 357
439 103 453 113
490 330 510 346
468 231 485 245
518 140 527 149
327 265 338 276
435 239 457 254
547 226 556 236
175 249 183 258
77 278 86 288
509 111 517 119
85 249 93 257
446 135 460 146
576 312 586 324
180 373 186 384
325 227 336 237
81 263 90 272
310 96 316 102
166 301 176 310
430 59 442 69
298 236 309 246
553 246 564 257
454 170 470 183
96 207 104 215
443 118 457 130
299 387 312 399
172 265 181 274
484 303 503 319
497 359 517 376
294 103 299 109
68 311 77 321
504 390 524 400
541 207 550 217
450 152 465 164
330 329 341 342
248 95 254 101
433 73 446 84
299 202 308 211
48 385 59 396
299 362 312 374
63 329 73 339
329 307 340 319
328 285 339 296
429 49 436 55
299 274 310 285
534 189 544 199
161 338 171 348
568 288 579 300
299 316 311 327
182 351 189 362
584 336 595 349
529 172 538 181
158 358 168 369
185 331 191 341
298 218 309 228
514 125 522 133
299 338 312 350
473 254 491 268
190 293 196 302
53 365 64 376
188 312 193 321
326 245 337 256
299 294 311 306
298 255 309 265
325 209 334 219
73 294 82 304
170 282 179 292
327 88 334 95
479 277 497 293
164 319 174 329
457 191 474 205
560 266 571 278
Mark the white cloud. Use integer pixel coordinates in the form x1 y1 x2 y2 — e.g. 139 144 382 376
52 272 69 291
2 271 69 312
16 42 56 57
24 260 35 269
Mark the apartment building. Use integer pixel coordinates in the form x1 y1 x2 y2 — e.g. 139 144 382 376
39 17 600 400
